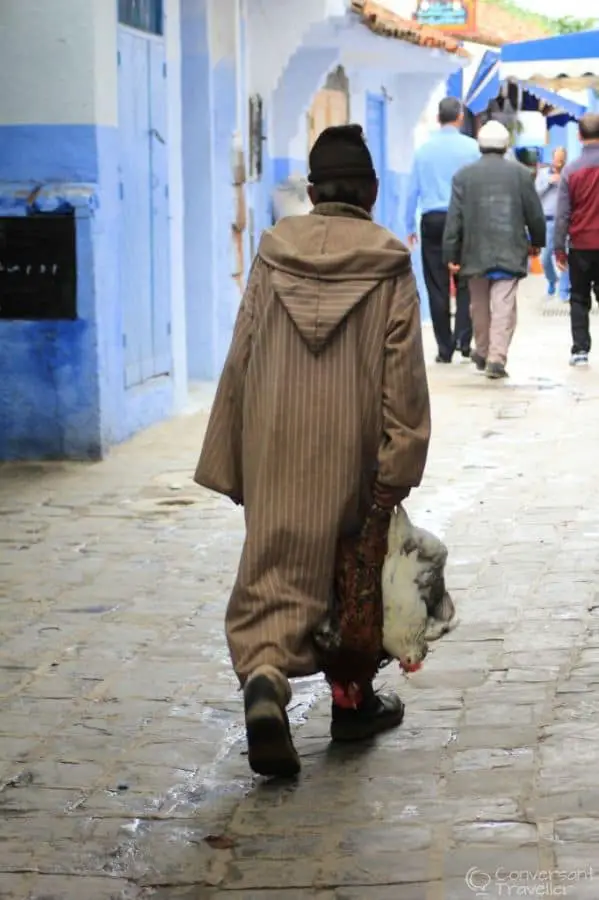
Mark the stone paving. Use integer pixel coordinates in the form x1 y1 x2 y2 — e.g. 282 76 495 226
2 279 599 899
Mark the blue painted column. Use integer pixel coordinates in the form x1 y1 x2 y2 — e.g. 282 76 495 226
181 0 241 380
210 0 240 374
181 0 216 380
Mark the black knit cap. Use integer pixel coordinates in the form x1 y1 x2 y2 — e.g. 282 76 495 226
308 124 376 186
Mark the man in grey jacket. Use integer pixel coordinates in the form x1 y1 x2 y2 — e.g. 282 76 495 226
443 121 546 379
535 147 570 300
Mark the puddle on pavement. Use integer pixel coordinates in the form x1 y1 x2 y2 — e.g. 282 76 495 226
413 452 497 536
63 604 118 615
104 673 327 881
124 497 198 515
506 376 563 392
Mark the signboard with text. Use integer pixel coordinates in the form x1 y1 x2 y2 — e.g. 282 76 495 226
412 0 476 32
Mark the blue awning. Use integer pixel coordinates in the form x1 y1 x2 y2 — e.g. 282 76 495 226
463 49 588 122
465 50 501 115
501 30 599 90
523 81 588 120
502 29 599 65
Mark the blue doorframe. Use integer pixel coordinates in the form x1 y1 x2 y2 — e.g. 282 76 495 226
366 93 388 229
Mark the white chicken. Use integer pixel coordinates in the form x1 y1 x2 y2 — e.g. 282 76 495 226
382 505 457 673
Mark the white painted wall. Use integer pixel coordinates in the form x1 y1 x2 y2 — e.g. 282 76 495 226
416 41 497 151
246 0 344 99
165 0 188 410
209 0 237 61
0 0 117 126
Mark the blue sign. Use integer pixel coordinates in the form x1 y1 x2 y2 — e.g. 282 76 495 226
413 0 474 31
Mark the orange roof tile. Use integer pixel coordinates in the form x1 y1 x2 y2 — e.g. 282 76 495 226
351 0 469 57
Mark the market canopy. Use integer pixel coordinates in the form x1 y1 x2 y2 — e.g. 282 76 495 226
466 49 501 115
464 47 589 120
500 30 599 91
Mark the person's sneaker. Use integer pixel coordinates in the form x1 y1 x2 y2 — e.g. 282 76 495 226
435 354 452 364
559 293 570 303
547 282 556 297
244 674 300 778
330 687 405 743
569 352 589 367
485 362 508 380
471 352 486 372
460 347 471 360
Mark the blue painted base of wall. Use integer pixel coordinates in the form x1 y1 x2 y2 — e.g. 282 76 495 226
0 319 102 459
0 123 176 460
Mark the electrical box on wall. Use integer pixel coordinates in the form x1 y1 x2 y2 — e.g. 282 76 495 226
0 213 77 320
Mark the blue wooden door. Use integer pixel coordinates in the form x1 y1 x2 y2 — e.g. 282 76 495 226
118 28 171 388
366 93 387 229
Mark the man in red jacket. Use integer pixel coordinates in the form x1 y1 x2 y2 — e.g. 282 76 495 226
555 114 599 366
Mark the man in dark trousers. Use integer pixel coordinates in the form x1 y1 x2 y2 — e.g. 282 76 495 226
443 121 546 380
406 97 480 363
554 114 599 367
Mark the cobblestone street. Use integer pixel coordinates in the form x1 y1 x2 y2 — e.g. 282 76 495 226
2 281 599 899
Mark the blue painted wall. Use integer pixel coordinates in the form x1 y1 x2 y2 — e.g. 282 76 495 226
0 126 103 183
0 75 176 458
0 126 109 459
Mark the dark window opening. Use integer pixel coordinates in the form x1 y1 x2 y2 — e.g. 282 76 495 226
118 0 163 35
0 213 77 320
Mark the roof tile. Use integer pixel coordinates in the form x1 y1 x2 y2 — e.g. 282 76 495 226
351 0 469 57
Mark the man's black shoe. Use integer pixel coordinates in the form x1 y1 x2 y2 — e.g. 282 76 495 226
471 352 486 372
244 675 300 777
330 688 405 742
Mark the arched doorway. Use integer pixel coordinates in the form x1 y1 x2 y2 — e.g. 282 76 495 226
307 66 350 151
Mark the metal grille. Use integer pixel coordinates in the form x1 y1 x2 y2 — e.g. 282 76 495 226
0 214 77 320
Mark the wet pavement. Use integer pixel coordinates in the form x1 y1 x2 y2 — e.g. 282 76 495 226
2 279 599 898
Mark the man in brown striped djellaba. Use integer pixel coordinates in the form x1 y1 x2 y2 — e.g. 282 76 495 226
195 124 431 778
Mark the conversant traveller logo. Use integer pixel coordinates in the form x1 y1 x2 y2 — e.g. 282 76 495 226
465 866 595 897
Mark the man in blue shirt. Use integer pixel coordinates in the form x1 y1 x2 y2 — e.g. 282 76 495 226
406 97 480 363
535 146 570 301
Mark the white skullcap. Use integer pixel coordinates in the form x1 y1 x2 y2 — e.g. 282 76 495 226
478 120 510 151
